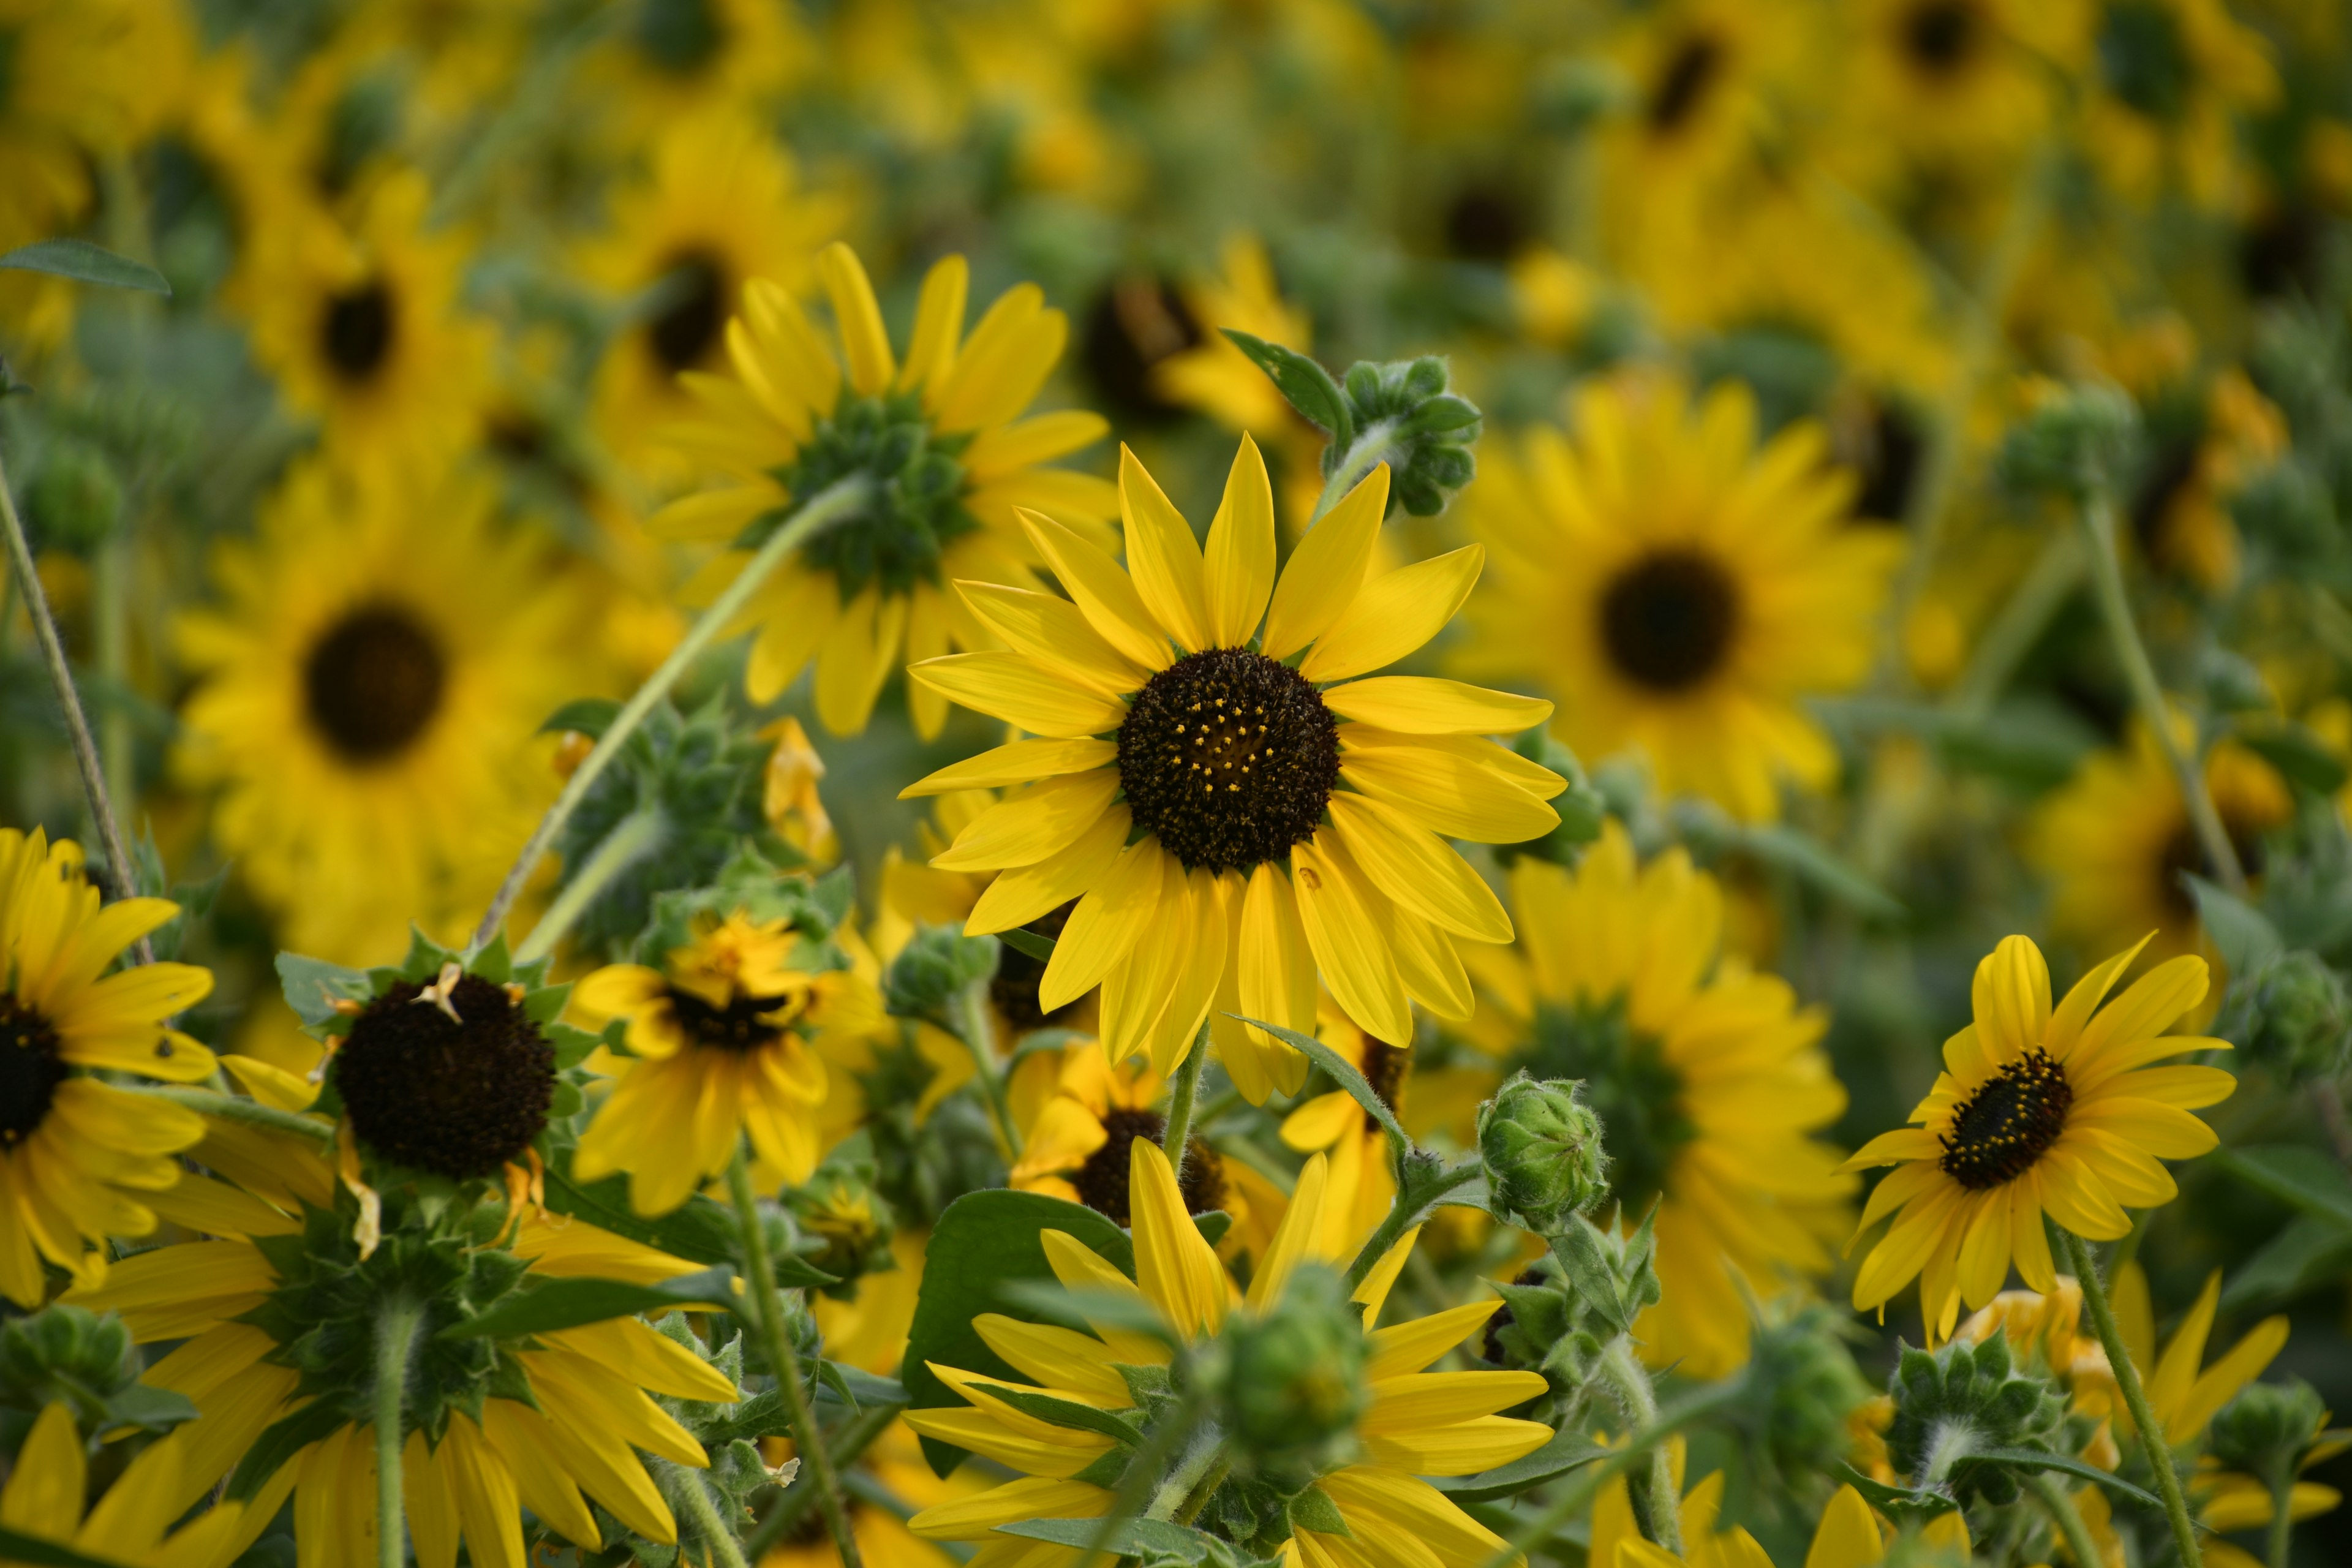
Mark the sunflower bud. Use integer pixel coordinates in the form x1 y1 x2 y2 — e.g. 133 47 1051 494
26 439 123 552
1478 1072 1608 1234
1885 1333 2068 1505
788 1158 897 1297
1995 380 2140 501
1496 731 1607 867
2209 1378 2328 1480
0 1305 143 1438
2245 951 2352 1084
1732 1303 1872 1490
1212 1265 1367 1477
1337 356 1481 517
884 925 1000 1018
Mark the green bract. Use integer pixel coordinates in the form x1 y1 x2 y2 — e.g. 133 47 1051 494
1884 1334 2068 1506
766 390 976 596
1476 1072 1609 1235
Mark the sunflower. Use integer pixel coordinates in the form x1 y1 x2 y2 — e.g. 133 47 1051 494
71 1168 740 1568
1456 375 1901 823
1151 235 1327 524
1010 1038 1235 1227
236 167 495 474
1833 0 2086 178
173 455 594 963
905 440 1562 1092
1452 823 1853 1378
2125 368 2289 591
0 1403 247 1566
903 1142 1552 1566
1593 1463 1972 1568
2027 724 2292 974
576 107 845 472
576 0 812 146
140 39 287 308
570 907 891 1213
1278 1008 1411 1257
0 826 218 1306
1844 933 2235 1340
655 242 1118 738
2081 0 2278 207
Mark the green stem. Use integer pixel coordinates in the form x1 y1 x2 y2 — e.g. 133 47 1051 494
673 1464 755 1568
2062 1229 2204 1568
0 445 149 952
2078 491 2247 895
1598 1338 1680 1555
1172 1453 1231 1528
1474 1383 1743 1568
951 982 1022 1159
1074 1394 1202 1568
470 475 872 952
727 1148 864 1568
92 532 133 831
132 1086 335 1143
1343 1161 1482 1291
374 1297 422 1568
1160 1022 1211 1175
1308 421 1398 526
513 805 665 965
1145 1431 1229 1523
744 1399 902 1558
2027 1471 2103 1568
1947 529 2085 722
2264 1458 2296 1568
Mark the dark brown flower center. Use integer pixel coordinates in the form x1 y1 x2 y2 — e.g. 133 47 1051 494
1649 35 1723 134
2157 818 2267 921
991 904 1078 1033
334 974 556 1180
1903 1 1979 74
321 280 396 382
1072 1109 1225 1226
1598 548 1740 693
1359 1039 1410 1133
1938 1048 2073 1191
648 251 728 373
303 604 447 766
1118 648 1340 874
0 999 66 1150
667 987 805 1053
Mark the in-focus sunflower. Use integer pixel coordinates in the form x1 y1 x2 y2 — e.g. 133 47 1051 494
2028 723 2291 973
903 1142 1551 1566
577 108 844 470
1845 933 2235 1340
1453 823 1852 1377
570 907 889 1213
0 1403 246 1566
0 826 217 1305
657 242 1117 737
905 442 1563 1091
238 168 494 474
1010 1039 1232 1225
1457 375 1901 822
173 456 592 962
2082 0 2277 206
73 1158 740 1568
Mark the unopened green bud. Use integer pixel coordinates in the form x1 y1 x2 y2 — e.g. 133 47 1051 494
1736 1304 1872 1488
28 439 124 552
2247 951 2351 1084
1335 357 1482 517
884 925 1000 1017
1477 1072 1608 1234
1215 1265 1366 1476
1497 731 1606 867
788 1166 897 1297
0 1303 136 1419
1885 1333 2067 1505
1995 381 2139 501
2209 1379 2328 1479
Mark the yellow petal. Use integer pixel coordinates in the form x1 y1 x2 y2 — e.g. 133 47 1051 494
1339 737 1561 844
1324 793 1512 943
1360 1415 1551 1476
820 243 895 395
933 771 1123 873
1803 1485 1886 1568
1971 936 2052 1063
1321 677 1552 736
1017 507 1174 672
1129 1139 1229 1340
1300 546 1483 684
910 652 1128 738
1119 445 1210 652
1264 466 1387 660
1292 834 1411 1044
899 252 969 398
967 806 1132 934
1235 864 1317 1093
957 580 1149 695
1203 435 1276 647
1041 839 1169 1012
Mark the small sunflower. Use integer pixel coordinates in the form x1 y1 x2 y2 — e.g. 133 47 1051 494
173 456 594 963
2028 723 2292 973
1845 933 2235 1340
575 0 812 145
0 1403 246 1566
1453 823 1853 1378
1835 0 2085 176
570 907 890 1214
656 242 1117 738
905 440 1562 1091
2082 0 2278 206
576 107 845 471
1594 1465 1972 1568
1457 375 1901 822
236 167 495 473
2126 367 2289 591
0 826 217 1306
903 1142 1551 1563
1010 1038 1232 1226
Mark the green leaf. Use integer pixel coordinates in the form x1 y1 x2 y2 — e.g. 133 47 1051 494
539 697 623 738
1221 330 1354 447
0 1527 138 1568
1961 1448 2166 1510
1723 822 1904 922
2216 1146 2352 1229
1432 1428 1608 1502
100 1381 200 1436
902 1188 1137 1476
815 1365 908 1412
995 1518 1224 1562
229 1398 350 1501
441 1265 747 1340
2184 876 2285 977
1000 926 1058 963
0 239 170 296
1546 1215 1634 1337
965 1379 1145 1445
2222 1213 2352 1311
1191 1210 1231 1248
539 1161 834 1284
1287 1487 1350 1536
276 951 371 1031
2239 726 2350 796
1229 1015 1409 1155
1831 1463 1958 1524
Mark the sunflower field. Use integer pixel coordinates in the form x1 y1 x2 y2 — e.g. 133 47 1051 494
12 2 2352 1567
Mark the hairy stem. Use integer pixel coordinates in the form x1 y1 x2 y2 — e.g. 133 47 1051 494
728 1148 863 1568
374 1297 423 1568
673 1464 755 1568
471 475 872 952
1599 1338 1681 1555
1308 421 1398 526
2062 1229 2204 1568
513 805 665 965
1161 1022 1211 1176
1075 1393 1202 1568
744 1399 902 1558
2264 1457 2296 1568
134 1085 335 1144
1947 529 2086 722
0 446 150 956
2079 491 2246 896
2028 1468 2104 1568
1476 1383 1742 1568
1145 1431 1229 1523
952 981 1023 1159
1343 1161 1482 1291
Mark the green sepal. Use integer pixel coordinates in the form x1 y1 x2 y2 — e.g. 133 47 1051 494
965 1380 1145 1446
1286 1486 1350 1537
1068 1449 1133 1488
1832 1463 1958 1525
440 1265 751 1340
540 698 623 739
1221 330 1354 445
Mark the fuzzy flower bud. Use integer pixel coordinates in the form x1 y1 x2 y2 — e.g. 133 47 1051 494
1995 380 2140 502
1212 1265 1366 1477
1885 1333 2068 1506
1337 357 1481 517
884 925 1000 1017
2246 951 2352 1085
1733 1304 1872 1490
1477 1072 1609 1234
2209 1378 2329 1480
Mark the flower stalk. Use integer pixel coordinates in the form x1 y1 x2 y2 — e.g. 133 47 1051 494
471 474 873 953
513 804 666 965
1342 1159 1483 1291
1597 1338 1681 1555
2060 1229 2204 1568
673 1464 755 1568
2026 1471 2104 1568
1159 1022 1211 1174
373 1296 423 1568
951 979 1023 1159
